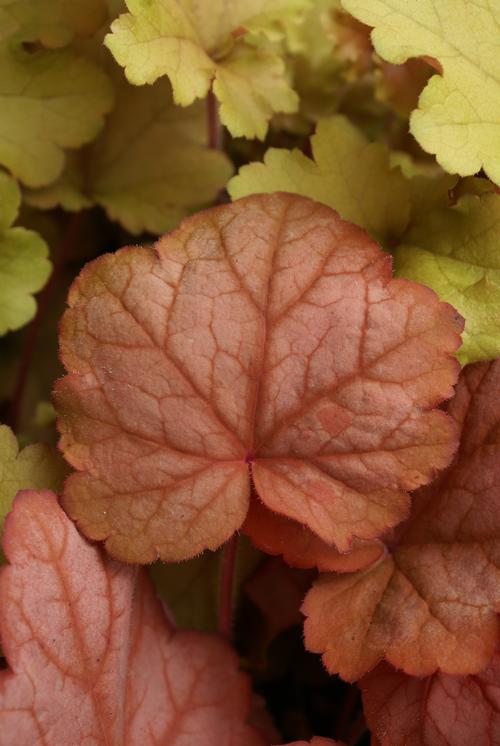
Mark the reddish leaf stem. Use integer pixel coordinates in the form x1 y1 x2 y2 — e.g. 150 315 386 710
207 88 223 151
218 533 239 639
8 211 85 433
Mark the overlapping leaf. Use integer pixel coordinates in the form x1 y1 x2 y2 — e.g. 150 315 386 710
0 0 107 46
0 490 265 745
281 740 344 746
26 74 233 234
395 193 500 365
303 359 500 681
361 656 500 746
105 0 307 139
0 171 51 335
55 193 461 563
341 0 500 185
0 44 113 187
228 116 411 242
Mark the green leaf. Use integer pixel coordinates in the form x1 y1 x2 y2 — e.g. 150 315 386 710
228 115 410 242
0 425 67 560
0 0 108 47
395 193 500 365
26 75 233 234
105 0 308 139
0 45 114 187
0 171 51 335
341 0 500 186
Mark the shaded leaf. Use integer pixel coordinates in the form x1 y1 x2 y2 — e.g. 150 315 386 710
395 193 500 365
0 171 51 335
228 116 411 242
55 193 462 563
342 0 500 185
361 656 500 746
0 45 113 187
280 740 344 745
0 0 107 47
303 359 500 680
0 490 265 745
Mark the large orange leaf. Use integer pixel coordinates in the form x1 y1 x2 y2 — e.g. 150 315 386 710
55 193 462 562
303 360 500 681
361 656 500 746
0 490 264 746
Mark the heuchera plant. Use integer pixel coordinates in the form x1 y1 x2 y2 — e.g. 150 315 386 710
1 1 500 745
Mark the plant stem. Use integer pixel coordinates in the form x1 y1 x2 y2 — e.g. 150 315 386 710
207 88 223 151
8 211 85 433
218 533 239 639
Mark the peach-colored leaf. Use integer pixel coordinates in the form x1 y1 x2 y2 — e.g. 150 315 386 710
303 360 500 681
0 490 265 746
243 496 384 572
361 656 500 746
55 193 462 563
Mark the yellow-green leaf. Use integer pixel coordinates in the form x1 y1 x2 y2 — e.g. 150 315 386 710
342 0 500 185
105 0 308 138
0 171 51 335
395 193 500 365
228 115 410 242
26 75 233 234
0 45 113 187
0 0 107 47
0 425 67 560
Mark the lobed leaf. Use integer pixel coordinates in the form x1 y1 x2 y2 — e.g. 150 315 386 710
0 490 265 746
361 656 500 746
228 116 411 243
303 359 500 680
55 194 462 564
341 0 500 186
0 171 51 335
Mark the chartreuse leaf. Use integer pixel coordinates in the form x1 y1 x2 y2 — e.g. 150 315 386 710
0 171 51 335
55 194 461 564
395 194 500 365
0 45 113 187
228 116 410 242
362 657 500 746
0 425 66 560
341 0 500 185
26 75 233 234
303 360 500 681
0 0 107 46
105 0 308 139
0 490 265 746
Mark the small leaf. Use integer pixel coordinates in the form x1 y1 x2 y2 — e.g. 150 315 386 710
280 740 345 746
0 171 51 335
0 0 108 47
0 45 113 187
26 74 233 234
228 116 411 242
303 359 500 681
105 0 307 138
55 194 462 563
0 490 266 746
361 657 500 746
341 0 500 185
395 193 500 365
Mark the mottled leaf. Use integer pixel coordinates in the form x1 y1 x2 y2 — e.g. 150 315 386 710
0 490 265 746
228 116 411 242
342 0 500 185
304 359 500 680
55 193 462 563
361 656 500 746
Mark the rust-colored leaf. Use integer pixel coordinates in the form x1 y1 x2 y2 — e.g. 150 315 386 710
361 656 500 746
280 739 345 746
0 490 264 746
303 360 500 681
55 193 462 562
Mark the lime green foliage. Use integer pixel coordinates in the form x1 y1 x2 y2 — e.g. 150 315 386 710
342 0 500 186
0 424 67 558
0 0 107 46
26 75 233 234
395 194 500 365
0 172 51 336
105 0 309 139
228 115 410 242
0 45 113 188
